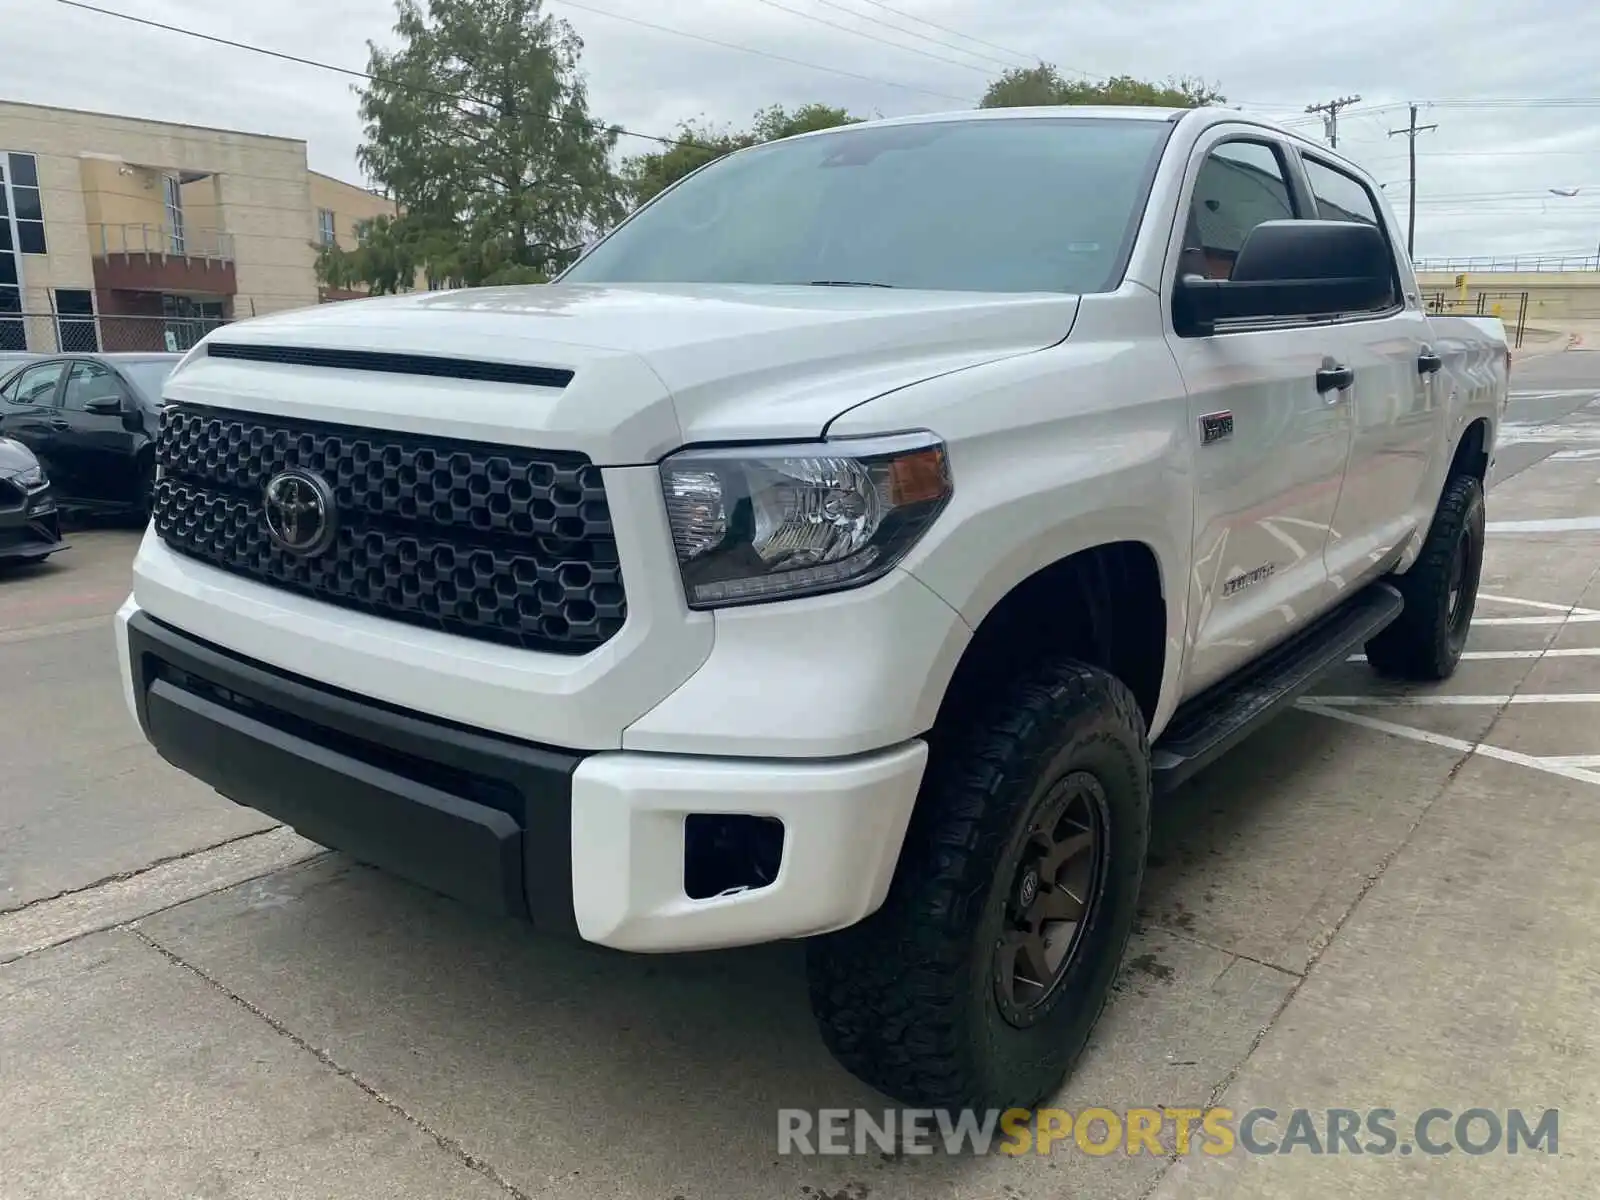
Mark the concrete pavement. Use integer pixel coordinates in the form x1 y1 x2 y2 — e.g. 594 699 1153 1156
2 356 1599 1198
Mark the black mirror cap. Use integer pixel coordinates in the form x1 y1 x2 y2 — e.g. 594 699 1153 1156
1176 220 1396 335
84 394 125 414
1231 219 1392 285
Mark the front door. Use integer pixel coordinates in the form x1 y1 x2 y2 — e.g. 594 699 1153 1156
57 360 141 505
1163 133 1356 696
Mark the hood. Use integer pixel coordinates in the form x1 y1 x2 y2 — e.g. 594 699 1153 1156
189 282 1079 462
0 436 41 477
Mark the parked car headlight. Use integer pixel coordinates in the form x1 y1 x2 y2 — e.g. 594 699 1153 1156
12 461 45 488
659 431 952 608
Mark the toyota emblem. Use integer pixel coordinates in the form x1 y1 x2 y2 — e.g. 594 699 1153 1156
263 468 337 556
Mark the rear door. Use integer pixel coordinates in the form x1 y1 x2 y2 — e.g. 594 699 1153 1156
0 359 69 472
1291 152 1438 584
1162 130 1358 696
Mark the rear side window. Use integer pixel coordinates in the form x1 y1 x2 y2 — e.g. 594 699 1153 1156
12 361 65 406
1301 156 1399 309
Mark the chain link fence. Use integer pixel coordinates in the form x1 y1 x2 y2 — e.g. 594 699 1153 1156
0 311 230 355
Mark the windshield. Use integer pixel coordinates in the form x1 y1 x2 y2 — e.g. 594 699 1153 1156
119 361 177 405
566 116 1171 294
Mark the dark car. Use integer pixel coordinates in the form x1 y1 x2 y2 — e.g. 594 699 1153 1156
0 352 180 519
0 434 66 564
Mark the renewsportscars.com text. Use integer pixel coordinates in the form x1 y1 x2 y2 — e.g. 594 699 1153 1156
777 1107 1559 1158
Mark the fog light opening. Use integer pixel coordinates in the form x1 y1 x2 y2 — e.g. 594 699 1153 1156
684 813 785 900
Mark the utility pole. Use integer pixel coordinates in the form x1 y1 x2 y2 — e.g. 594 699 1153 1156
1389 103 1438 257
1304 94 1362 148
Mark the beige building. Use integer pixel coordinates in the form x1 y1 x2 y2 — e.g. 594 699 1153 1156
0 100 400 353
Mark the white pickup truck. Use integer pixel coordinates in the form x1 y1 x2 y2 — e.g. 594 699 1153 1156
116 105 1507 1111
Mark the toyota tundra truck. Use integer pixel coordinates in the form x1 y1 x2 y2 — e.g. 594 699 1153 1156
115 105 1508 1111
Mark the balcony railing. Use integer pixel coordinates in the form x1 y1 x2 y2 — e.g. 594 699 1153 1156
92 222 234 263
1414 254 1600 274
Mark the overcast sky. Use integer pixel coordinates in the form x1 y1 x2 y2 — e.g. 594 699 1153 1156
5 0 1599 261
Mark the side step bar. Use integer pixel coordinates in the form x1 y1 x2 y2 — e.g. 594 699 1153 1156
1151 582 1404 792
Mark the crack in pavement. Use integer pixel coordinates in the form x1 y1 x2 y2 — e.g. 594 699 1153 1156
128 925 535 1200
1 824 286 917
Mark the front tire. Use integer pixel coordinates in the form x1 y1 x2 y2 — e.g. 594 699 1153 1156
1364 472 1486 681
806 661 1151 1110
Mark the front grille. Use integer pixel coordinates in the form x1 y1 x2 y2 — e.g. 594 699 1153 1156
0 478 22 510
152 404 627 654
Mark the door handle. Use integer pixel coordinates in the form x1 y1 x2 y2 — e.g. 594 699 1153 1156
1417 349 1443 374
49 419 70 431
1315 365 1354 394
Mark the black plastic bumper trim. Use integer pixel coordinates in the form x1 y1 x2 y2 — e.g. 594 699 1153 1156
126 612 585 931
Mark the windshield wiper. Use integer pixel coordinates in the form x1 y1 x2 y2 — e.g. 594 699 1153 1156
805 279 896 288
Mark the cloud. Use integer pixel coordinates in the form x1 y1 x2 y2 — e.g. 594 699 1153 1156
5 0 1600 257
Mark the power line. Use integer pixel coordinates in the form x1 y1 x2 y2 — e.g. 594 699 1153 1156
785 0 1026 71
55 0 972 135
848 0 1039 67
553 0 971 101
743 0 995 77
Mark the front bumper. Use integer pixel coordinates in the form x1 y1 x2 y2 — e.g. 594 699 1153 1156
0 480 66 561
117 601 927 952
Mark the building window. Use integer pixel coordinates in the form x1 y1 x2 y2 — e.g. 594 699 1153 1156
55 289 99 353
163 174 186 254
318 208 336 247
353 218 372 245
0 153 35 350
4 152 47 255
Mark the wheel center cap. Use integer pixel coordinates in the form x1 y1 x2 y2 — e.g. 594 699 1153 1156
1017 868 1040 910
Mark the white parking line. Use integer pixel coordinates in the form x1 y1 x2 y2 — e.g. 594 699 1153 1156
1309 694 1600 707
1472 614 1600 625
1296 702 1600 788
1477 592 1600 615
1348 647 1600 662
1486 517 1600 535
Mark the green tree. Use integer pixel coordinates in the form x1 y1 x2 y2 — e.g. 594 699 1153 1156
621 103 862 206
981 64 1224 110
322 0 623 293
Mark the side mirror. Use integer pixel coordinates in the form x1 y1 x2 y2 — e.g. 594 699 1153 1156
83 394 124 415
1175 220 1395 335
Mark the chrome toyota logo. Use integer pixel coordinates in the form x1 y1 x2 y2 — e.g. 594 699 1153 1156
263 469 337 556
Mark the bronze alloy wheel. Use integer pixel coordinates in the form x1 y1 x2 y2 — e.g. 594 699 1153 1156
994 770 1106 1027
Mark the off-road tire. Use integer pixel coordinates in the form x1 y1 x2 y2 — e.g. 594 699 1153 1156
806 660 1151 1110
1364 472 1486 681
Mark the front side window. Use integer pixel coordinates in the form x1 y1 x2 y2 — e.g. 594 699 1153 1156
63 361 122 412
567 117 1172 294
1178 140 1295 282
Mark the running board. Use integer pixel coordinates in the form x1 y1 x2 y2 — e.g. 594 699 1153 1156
1151 582 1404 792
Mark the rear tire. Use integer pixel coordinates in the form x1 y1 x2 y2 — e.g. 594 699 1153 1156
806 660 1150 1110
1364 472 1486 681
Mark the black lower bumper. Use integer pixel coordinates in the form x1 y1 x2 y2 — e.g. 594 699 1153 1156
0 486 66 561
125 612 585 931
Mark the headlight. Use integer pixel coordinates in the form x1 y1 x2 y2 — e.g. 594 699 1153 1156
13 462 45 488
659 431 952 609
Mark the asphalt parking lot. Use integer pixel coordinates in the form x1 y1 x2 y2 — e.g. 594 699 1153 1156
4 352 1600 1200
